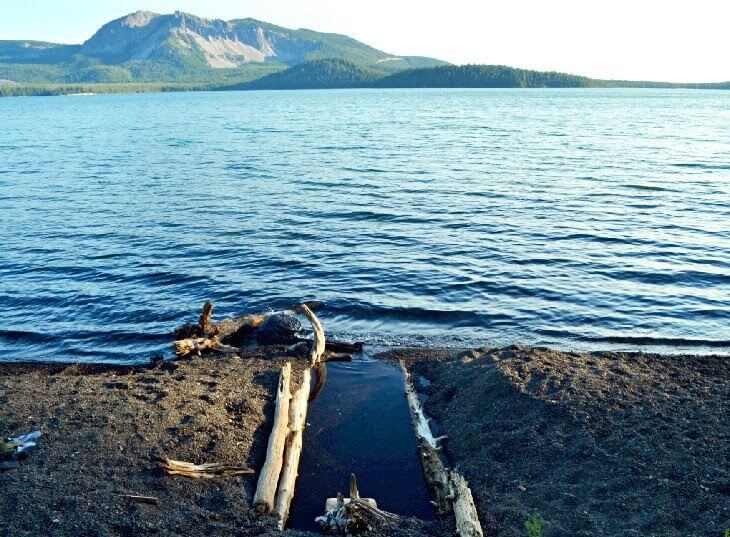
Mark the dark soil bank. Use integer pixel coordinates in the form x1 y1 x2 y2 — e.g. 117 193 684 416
2 346 728 536
0 349 439 537
0 349 316 537
403 346 730 537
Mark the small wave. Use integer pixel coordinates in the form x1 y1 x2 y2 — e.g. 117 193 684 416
673 163 730 170
585 335 730 348
0 330 58 345
621 183 673 192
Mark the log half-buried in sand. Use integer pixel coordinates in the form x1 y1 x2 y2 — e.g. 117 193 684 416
449 469 483 537
253 362 292 513
399 360 452 515
273 367 312 529
399 360 483 537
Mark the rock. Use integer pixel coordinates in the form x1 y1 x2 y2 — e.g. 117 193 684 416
256 314 302 345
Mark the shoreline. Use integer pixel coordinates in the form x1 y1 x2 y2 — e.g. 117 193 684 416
1 345 728 536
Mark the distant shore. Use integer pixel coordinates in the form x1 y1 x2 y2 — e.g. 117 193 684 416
1 345 727 536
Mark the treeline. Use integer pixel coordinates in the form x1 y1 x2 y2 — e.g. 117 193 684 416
372 64 730 89
2 60 728 97
375 64 596 88
0 55 284 85
0 82 218 98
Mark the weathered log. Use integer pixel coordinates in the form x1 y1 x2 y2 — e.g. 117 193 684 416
173 335 238 357
158 457 253 478
254 362 292 513
316 473 399 535
273 368 312 530
399 360 439 448
324 496 377 512
296 304 325 366
449 470 483 537
215 313 268 344
399 360 452 514
399 361 483 536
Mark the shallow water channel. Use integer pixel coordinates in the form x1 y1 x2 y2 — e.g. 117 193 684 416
288 351 435 531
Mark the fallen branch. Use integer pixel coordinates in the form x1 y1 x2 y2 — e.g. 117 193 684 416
159 457 253 478
254 362 292 513
316 474 400 535
173 335 238 357
296 304 325 366
199 301 214 335
274 367 312 529
121 494 160 506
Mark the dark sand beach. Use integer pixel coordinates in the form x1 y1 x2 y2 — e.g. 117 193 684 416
1 346 728 536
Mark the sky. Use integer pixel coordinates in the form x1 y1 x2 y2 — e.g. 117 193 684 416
1 0 728 83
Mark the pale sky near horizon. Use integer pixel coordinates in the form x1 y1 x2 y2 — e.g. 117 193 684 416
2 1 728 83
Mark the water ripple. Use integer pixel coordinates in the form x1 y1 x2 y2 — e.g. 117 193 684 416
0 88 728 363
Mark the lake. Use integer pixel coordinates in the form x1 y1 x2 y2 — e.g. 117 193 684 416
0 88 728 363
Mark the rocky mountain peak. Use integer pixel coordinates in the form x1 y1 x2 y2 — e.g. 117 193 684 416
122 10 160 28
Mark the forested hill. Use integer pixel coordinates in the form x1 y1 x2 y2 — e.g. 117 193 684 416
229 61 730 91
372 65 730 90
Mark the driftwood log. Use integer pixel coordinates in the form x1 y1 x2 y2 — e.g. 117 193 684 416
174 302 267 356
175 300 362 361
173 335 238 357
399 360 452 515
400 360 483 537
316 474 400 535
273 367 312 529
449 470 483 537
254 362 292 513
297 303 325 366
158 457 253 478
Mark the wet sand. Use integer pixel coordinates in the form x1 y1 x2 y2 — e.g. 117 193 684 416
1 345 728 536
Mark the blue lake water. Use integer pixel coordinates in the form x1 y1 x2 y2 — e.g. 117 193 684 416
0 88 728 363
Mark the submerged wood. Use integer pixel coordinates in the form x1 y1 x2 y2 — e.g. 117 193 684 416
274 367 312 530
294 336 364 354
400 360 483 536
254 362 292 513
159 457 253 478
310 361 327 402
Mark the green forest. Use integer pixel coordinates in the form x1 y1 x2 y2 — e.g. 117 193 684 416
2 60 728 97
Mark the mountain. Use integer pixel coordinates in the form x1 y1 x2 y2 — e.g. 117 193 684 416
0 11 727 96
0 10 446 84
